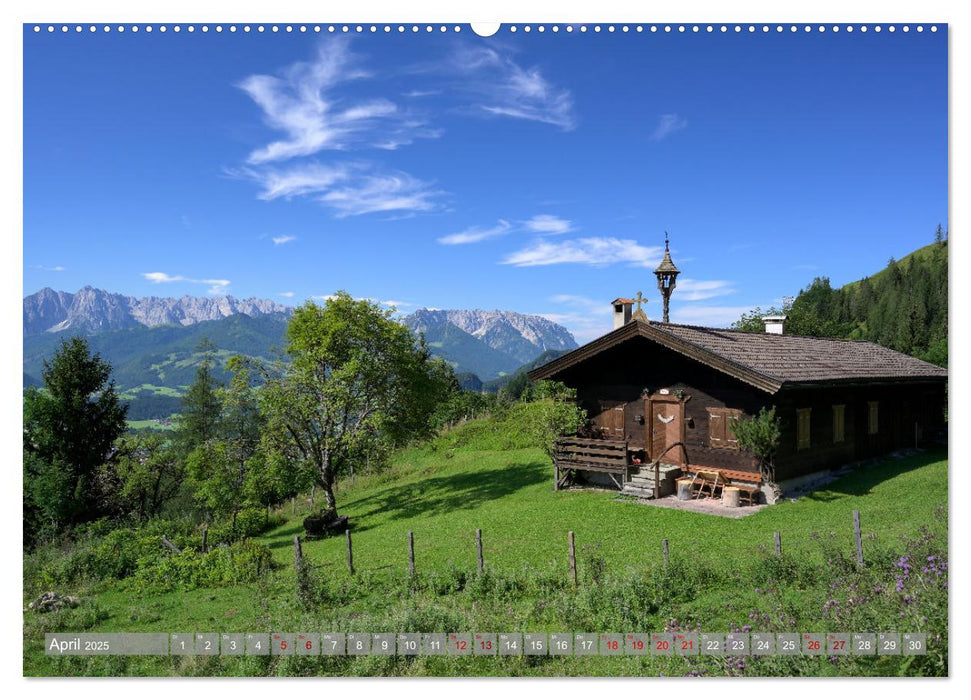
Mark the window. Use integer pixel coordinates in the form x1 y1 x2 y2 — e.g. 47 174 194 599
868 401 879 435
708 407 741 450
832 405 846 444
796 408 812 450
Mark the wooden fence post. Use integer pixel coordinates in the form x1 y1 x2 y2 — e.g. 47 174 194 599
662 538 670 567
293 535 303 567
568 531 577 586
476 529 484 574
346 529 355 575
408 531 416 577
853 510 864 566
774 531 782 556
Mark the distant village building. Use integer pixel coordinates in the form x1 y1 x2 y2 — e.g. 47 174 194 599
529 238 948 502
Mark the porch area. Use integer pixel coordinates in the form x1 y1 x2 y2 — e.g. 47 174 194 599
552 435 764 505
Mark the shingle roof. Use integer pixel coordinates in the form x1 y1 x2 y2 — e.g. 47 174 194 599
528 319 948 394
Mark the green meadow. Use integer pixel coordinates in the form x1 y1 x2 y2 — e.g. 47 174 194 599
23 416 948 677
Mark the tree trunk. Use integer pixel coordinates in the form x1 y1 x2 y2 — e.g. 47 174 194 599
320 480 337 513
319 449 338 515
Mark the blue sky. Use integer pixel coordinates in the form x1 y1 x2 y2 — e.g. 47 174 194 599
23 24 947 342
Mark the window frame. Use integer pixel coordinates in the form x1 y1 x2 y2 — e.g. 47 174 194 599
868 401 879 435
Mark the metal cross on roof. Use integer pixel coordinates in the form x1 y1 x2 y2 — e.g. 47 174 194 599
631 291 648 321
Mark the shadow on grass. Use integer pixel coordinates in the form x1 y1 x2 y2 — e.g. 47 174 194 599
341 459 548 522
799 448 946 503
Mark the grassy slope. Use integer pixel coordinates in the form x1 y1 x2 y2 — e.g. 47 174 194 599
23 418 947 676
273 443 946 577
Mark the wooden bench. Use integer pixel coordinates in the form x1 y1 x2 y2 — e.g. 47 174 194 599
684 467 762 505
553 437 628 490
714 468 762 506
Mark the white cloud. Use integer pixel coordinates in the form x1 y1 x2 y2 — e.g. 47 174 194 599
319 171 442 217
31 264 66 272
670 305 755 328
230 162 443 217
437 219 512 245
674 278 736 301
502 238 663 268
279 291 295 298
450 46 576 130
524 214 573 235
272 235 297 246
650 113 688 141
142 272 231 295
540 294 612 344
238 40 439 164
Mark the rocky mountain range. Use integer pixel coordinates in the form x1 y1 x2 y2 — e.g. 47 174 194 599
23 286 290 336
23 289 580 420
402 308 577 367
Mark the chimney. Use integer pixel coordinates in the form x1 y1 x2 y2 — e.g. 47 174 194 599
762 315 788 335
612 298 633 329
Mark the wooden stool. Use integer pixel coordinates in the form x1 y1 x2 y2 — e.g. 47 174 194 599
676 478 693 501
722 486 740 508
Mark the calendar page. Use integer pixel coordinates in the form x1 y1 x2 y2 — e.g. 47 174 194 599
20 7 950 683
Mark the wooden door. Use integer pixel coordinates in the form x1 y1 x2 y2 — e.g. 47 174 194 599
650 399 683 465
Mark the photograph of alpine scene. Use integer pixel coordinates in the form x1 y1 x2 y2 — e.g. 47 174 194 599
23 22 947 677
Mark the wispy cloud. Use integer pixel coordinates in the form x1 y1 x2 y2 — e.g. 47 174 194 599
438 214 574 246
272 235 297 246
675 278 736 301
524 214 574 235
31 264 66 272
449 46 576 130
502 238 663 268
279 291 295 298
438 219 512 245
142 272 231 295
230 162 443 218
650 113 688 141
238 39 438 163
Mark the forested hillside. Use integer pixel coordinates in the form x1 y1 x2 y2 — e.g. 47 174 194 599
734 228 948 366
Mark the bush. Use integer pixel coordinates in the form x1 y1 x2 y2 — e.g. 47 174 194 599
131 539 275 591
208 507 283 544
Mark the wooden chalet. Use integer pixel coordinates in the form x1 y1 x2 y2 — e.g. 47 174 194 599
528 240 948 502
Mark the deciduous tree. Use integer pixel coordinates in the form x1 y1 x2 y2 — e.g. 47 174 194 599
260 293 455 515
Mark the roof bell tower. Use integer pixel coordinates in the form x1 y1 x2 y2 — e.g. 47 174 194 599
654 232 680 323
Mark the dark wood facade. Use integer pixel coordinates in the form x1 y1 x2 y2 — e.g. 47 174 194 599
532 326 947 484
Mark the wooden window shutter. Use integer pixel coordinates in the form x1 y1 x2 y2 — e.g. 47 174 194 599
709 409 726 447
796 408 811 451
868 401 879 435
725 409 741 449
833 405 845 443
708 408 741 449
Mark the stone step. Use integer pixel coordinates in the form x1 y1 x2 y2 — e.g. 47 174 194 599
621 485 655 499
